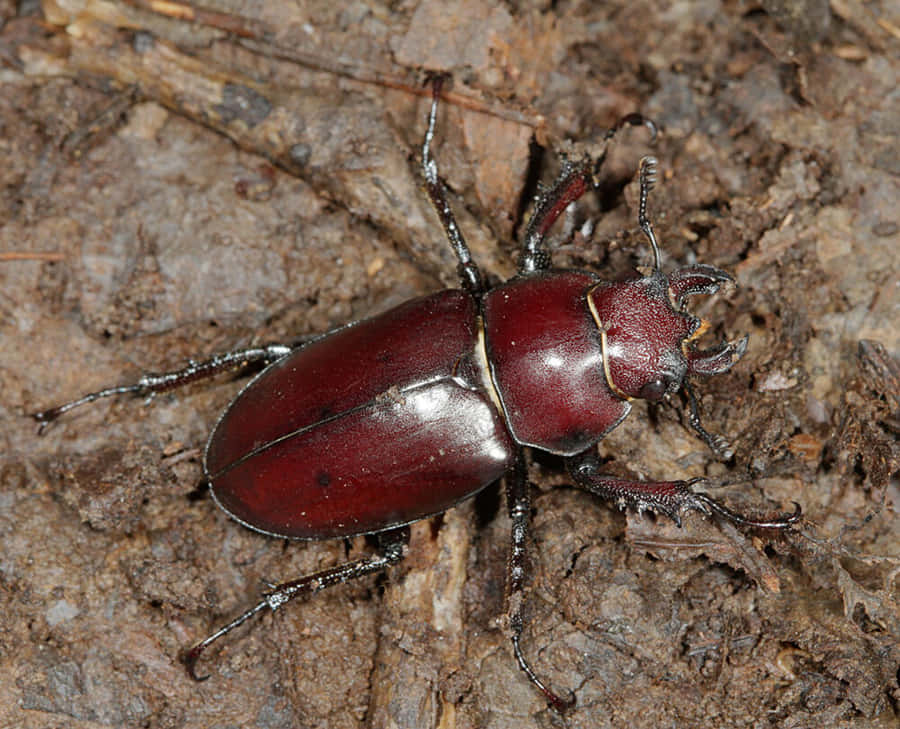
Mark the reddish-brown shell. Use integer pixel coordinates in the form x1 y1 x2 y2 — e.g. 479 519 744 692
588 272 697 399
483 271 631 455
205 291 515 539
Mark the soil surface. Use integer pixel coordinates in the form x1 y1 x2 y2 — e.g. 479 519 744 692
1 1 897 727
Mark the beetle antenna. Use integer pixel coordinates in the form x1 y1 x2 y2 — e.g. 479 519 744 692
638 156 662 271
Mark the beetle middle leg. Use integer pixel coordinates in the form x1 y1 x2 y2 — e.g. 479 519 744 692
567 451 801 529
181 525 410 680
421 75 484 296
506 450 576 713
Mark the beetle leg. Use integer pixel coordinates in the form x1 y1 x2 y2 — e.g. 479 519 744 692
506 450 576 713
683 379 737 460
181 526 410 681
566 451 801 530
518 156 593 274
31 343 293 431
422 75 484 295
518 114 657 275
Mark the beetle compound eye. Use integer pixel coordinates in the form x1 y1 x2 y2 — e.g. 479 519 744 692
639 378 667 401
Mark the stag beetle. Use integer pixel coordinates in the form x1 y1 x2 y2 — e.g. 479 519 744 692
34 79 800 712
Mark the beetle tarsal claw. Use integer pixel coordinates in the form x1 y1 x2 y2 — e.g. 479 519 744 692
511 635 577 713
689 492 803 529
180 644 211 682
661 505 684 528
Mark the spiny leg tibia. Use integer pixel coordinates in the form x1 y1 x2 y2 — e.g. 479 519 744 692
566 451 801 529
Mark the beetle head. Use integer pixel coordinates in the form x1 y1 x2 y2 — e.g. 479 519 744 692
588 266 747 402
587 157 747 404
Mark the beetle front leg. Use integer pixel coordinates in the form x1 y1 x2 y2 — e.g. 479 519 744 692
182 526 410 680
517 114 657 275
566 451 801 529
31 343 294 431
506 450 576 713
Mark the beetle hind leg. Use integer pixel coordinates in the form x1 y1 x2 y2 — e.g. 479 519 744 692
506 451 576 713
32 343 294 431
181 526 410 680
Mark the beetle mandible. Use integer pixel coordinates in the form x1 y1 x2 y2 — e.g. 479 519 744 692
34 78 801 712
